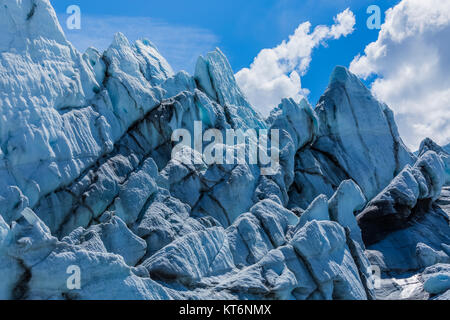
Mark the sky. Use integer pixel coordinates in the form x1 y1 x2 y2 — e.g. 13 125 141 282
52 0 450 150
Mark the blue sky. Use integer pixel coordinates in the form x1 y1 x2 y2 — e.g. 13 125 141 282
52 0 450 149
53 0 398 105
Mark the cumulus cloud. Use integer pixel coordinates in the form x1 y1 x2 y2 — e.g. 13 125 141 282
350 0 450 150
235 9 355 117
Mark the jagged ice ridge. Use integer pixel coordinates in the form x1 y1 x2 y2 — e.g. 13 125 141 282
0 0 449 300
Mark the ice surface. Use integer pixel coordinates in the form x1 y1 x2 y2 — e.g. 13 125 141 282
357 151 445 245
287 66 416 210
0 0 447 300
444 144 450 154
195 48 266 130
423 264 450 295
419 138 450 186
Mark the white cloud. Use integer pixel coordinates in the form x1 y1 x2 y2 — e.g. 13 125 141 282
57 14 218 73
350 0 450 150
235 9 355 117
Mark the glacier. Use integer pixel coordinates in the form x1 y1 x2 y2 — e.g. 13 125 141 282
0 0 449 300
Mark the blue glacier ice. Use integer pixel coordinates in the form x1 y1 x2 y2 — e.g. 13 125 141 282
418 138 450 186
444 144 450 154
0 0 448 300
